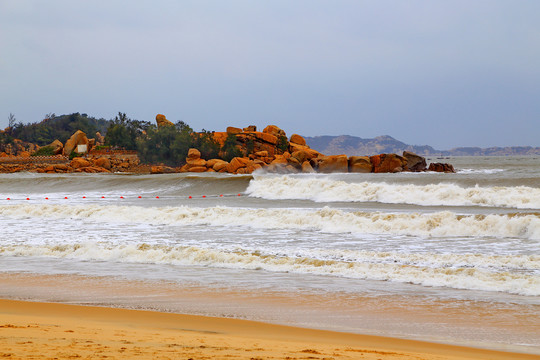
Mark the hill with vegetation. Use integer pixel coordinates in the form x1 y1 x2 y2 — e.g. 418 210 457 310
304 135 540 156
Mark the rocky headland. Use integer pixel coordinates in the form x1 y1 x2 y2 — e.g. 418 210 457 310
0 114 454 174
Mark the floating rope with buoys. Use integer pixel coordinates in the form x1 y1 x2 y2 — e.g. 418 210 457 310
1 193 243 201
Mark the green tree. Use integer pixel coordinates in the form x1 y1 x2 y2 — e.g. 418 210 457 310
221 133 242 162
277 135 289 153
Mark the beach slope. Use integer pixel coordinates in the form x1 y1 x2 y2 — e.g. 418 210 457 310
0 299 537 360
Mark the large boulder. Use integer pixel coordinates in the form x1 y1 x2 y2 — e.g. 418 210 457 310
226 126 242 134
348 156 372 173
63 130 89 156
317 155 348 173
253 131 278 145
48 140 63 155
70 157 92 169
370 153 407 173
263 125 286 138
403 151 427 172
93 157 111 170
428 163 455 173
187 148 201 160
302 161 315 173
289 134 306 146
186 158 207 167
227 157 250 173
156 114 174 128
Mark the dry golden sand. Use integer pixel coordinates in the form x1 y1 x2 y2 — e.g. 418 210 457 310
1 299 537 360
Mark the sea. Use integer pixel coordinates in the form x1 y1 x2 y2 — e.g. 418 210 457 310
0 156 539 354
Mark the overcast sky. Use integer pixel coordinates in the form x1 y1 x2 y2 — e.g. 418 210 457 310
1 0 539 149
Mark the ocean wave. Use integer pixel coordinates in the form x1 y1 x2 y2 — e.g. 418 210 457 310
1 204 539 239
1 242 538 296
246 176 540 209
0 172 252 196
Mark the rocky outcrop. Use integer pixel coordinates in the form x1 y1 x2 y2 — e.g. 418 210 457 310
403 151 427 172
370 153 407 173
156 114 174 128
316 155 349 173
348 156 372 173
263 125 286 139
428 163 455 173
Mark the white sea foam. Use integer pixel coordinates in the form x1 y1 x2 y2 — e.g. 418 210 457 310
246 176 540 209
0 203 539 239
1 242 538 296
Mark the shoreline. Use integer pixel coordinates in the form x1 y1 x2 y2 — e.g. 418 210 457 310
1 298 538 360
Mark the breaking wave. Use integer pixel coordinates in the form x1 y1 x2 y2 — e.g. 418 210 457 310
0 203 539 239
246 175 540 209
1 242 538 296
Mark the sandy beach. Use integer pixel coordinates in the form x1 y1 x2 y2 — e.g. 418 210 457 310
1 299 537 360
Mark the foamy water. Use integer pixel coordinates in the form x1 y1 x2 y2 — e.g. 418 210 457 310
1 156 539 352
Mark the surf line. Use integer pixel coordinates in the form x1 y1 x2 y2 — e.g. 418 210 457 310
2 194 243 201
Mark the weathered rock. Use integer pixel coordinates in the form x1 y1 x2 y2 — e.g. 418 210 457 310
246 161 263 173
370 153 407 173
186 158 207 167
151 165 176 174
187 166 207 173
288 143 320 157
270 156 288 165
64 130 89 156
317 155 348 173
428 163 455 173
19 151 30 157
227 157 250 173
254 150 268 158
213 161 229 172
263 125 286 138
187 148 201 160
252 131 277 145
226 126 242 134
243 125 257 132
74 166 110 173
290 149 318 164
348 156 372 173
95 132 105 145
94 157 111 170
403 151 427 172
48 140 63 155
206 158 225 168
70 157 92 169
302 161 315 173
156 114 174 128
289 134 306 146
54 164 69 172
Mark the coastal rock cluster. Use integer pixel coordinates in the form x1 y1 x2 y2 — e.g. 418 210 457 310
1 117 455 174
172 125 453 174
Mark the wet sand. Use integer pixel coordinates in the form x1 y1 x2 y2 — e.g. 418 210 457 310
1 299 538 360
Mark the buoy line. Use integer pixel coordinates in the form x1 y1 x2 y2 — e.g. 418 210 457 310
1 193 243 201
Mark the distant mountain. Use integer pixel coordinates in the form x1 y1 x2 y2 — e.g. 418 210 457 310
304 135 540 156
304 135 438 156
